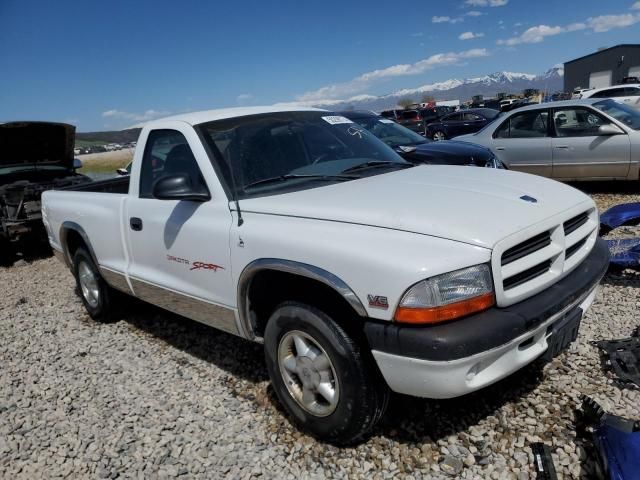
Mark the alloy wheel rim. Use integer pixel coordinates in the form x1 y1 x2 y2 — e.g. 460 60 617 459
434 132 445 141
277 330 340 417
78 261 100 308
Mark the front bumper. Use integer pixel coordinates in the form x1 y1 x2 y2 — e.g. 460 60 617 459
365 237 609 399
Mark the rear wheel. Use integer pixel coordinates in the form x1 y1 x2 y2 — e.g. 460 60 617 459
433 131 447 141
264 302 388 444
73 248 117 321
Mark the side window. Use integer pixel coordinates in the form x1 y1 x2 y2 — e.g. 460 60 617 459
499 110 549 138
625 87 640 96
494 119 511 138
553 108 609 138
463 113 482 121
445 113 462 122
139 130 205 198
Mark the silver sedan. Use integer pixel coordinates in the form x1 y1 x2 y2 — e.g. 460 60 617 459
457 99 640 181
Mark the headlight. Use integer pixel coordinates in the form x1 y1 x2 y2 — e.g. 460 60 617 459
394 264 494 325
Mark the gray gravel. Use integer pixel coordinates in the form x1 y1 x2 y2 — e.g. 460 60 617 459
1 186 639 479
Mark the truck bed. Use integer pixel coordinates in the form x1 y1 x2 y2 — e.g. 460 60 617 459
58 176 129 194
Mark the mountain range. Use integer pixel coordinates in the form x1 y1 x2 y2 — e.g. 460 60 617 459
306 66 565 112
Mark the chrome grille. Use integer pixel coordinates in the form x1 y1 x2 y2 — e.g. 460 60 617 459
492 207 598 306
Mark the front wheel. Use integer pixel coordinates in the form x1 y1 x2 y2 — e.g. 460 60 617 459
264 302 388 444
73 248 117 321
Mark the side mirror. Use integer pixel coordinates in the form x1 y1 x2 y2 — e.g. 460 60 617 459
116 168 129 176
73 158 83 170
598 124 624 136
152 174 211 202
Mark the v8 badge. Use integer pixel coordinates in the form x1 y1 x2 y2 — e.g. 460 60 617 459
367 295 389 309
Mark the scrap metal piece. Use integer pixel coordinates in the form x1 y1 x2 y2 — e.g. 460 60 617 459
593 336 640 389
531 443 558 480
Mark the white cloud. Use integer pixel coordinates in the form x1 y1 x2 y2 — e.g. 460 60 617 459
465 0 508 7
459 31 485 40
632 1 640 10
101 109 171 122
432 15 463 24
466 11 483 16
587 13 640 32
236 93 253 104
411 32 424 37
497 12 640 45
296 48 490 102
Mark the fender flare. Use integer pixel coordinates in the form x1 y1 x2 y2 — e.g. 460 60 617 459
237 259 367 339
59 221 99 268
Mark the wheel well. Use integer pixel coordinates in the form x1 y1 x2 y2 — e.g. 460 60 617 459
64 229 87 261
247 270 364 338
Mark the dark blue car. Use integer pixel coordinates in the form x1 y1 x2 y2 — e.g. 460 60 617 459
338 110 505 169
425 108 499 141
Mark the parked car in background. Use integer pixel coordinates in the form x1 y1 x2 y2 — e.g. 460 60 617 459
398 106 453 136
380 109 402 121
621 76 640 85
425 108 500 141
339 110 505 169
501 100 538 113
572 87 594 99
43 106 608 443
580 84 640 110
0 121 90 263
456 99 640 181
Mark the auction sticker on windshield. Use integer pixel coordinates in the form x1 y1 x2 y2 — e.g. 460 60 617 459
322 116 354 125
379 119 395 124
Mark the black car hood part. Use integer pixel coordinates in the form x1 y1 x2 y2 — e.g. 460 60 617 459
403 140 493 166
0 122 76 170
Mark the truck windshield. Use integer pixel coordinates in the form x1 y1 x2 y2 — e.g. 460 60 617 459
196 111 409 198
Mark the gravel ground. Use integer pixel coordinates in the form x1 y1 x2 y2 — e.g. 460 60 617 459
1 184 639 479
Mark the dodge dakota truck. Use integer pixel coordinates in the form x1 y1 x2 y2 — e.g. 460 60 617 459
42 107 609 444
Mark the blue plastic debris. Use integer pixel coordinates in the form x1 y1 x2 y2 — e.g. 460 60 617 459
600 202 640 269
606 238 640 269
600 202 640 234
582 397 640 480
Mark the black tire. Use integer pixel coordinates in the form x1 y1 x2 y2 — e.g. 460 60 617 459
433 130 447 141
72 248 117 322
0 236 14 267
264 301 389 444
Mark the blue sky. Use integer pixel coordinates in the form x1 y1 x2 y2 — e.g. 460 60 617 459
1 0 640 131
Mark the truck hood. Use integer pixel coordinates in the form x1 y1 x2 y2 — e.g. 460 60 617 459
0 122 76 170
238 165 593 249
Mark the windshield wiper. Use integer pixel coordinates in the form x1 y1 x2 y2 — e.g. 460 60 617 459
341 161 413 174
243 174 355 190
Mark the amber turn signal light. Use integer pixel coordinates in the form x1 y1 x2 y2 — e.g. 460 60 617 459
394 292 495 325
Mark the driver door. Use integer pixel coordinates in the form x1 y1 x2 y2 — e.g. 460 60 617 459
551 107 630 179
125 127 236 332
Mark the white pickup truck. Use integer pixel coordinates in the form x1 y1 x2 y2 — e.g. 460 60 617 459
42 107 609 444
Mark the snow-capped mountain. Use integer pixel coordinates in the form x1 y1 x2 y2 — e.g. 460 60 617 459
307 68 564 111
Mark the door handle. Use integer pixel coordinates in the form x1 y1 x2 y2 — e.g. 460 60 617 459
130 217 143 231
496 147 505 151
555 145 569 149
